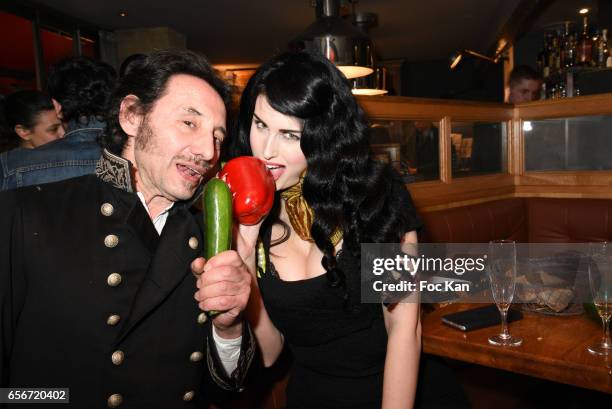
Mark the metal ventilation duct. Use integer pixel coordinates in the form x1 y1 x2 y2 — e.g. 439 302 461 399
289 0 373 79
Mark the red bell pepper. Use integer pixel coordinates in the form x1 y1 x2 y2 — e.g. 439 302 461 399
219 156 276 225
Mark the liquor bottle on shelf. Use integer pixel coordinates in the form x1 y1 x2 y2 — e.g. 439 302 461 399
607 28 612 67
546 81 554 99
552 34 561 73
577 15 593 66
594 28 610 68
536 17 612 99
560 80 567 98
542 33 552 78
561 22 576 68
537 45 546 76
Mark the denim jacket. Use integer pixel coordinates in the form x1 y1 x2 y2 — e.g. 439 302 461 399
0 118 103 191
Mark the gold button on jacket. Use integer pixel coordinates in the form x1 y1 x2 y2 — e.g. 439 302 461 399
104 234 119 248
189 351 203 362
107 393 123 408
107 314 121 326
111 350 124 366
182 391 195 402
101 203 114 216
107 273 122 287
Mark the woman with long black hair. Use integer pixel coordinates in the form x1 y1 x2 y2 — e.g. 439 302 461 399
0 90 64 150
225 51 422 409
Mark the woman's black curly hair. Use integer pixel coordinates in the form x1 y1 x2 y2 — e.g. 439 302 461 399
46 57 116 124
227 51 418 306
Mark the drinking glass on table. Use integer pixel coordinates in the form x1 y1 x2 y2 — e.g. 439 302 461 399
587 242 612 355
488 240 522 347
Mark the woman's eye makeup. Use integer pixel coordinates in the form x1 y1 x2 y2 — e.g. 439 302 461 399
282 132 300 141
253 115 300 140
254 118 266 129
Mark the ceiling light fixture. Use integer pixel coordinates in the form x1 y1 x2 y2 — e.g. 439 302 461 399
449 49 503 70
579 8 589 15
289 0 373 79
352 87 387 96
119 11 128 17
350 11 388 96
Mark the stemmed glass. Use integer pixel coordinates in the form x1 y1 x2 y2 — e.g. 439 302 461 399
488 240 522 347
587 242 612 355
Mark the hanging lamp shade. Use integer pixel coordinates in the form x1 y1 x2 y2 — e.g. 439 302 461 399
350 11 388 95
289 0 373 79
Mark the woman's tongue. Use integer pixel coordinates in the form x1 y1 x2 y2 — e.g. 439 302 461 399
266 164 284 180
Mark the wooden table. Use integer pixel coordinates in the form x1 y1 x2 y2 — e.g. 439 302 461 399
422 304 612 394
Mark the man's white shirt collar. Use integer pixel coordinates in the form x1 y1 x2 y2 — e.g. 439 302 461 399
136 192 175 235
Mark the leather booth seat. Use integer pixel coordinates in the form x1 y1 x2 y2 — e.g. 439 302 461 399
419 197 612 243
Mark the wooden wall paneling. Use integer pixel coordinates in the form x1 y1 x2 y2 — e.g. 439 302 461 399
439 117 452 183
407 174 515 212
516 92 612 120
517 171 612 198
515 185 612 199
360 95 612 209
515 94 612 198
358 96 513 122
508 107 523 176
519 171 612 186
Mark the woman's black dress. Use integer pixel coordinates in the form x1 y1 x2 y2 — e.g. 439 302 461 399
257 179 423 409
258 230 389 408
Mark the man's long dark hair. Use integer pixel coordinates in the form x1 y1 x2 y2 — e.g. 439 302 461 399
228 51 416 306
102 50 231 155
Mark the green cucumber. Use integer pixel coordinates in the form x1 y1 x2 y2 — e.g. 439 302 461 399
203 178 232 258
202 178 233 317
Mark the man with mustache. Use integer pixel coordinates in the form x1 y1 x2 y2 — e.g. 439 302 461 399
0 51 254 408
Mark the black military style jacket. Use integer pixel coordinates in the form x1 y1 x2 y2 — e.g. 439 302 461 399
0 149 255 408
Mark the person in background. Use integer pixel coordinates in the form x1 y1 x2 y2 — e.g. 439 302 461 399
48 56 116 127
413 121 440 179
0 90 64 150
507 65 543 104
413 121 458 180
0 57 116 190
467 66 541 176
119 53 148 77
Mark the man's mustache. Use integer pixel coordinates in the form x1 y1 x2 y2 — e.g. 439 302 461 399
176 154 214 174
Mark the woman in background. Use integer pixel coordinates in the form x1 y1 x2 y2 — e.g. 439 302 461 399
0 90 64 151
229 51 422 409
